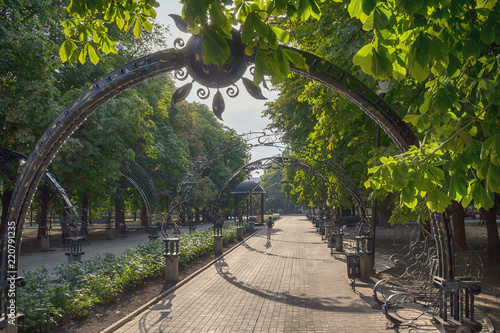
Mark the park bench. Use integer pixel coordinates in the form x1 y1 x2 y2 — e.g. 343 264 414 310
373 232 438 307
432 276 482 332
372 223 483 329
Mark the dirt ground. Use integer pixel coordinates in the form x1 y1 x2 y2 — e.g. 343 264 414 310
18 222 499 332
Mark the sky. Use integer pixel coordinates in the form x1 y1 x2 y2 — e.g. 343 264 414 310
154 0 283 165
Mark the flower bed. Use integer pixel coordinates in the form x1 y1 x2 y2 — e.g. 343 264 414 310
18 223 247 332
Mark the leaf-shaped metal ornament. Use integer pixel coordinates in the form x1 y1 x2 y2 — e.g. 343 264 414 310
171 82 193 107
212 90 225 120
169 14 189 33
241 77 267 100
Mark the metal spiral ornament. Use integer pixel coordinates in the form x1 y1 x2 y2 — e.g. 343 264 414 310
197 87 211 100
174 68 189 81
226 84 239 98
173 38 186 50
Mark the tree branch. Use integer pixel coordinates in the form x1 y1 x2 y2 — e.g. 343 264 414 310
419 101 494 163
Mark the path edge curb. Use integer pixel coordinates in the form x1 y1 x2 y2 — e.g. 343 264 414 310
101 227 262 333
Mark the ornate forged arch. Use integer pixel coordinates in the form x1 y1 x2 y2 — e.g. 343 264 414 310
287 47 418 153
5 50 183 241
212 156 369 226
121 160 162 226
0 146 81 233
2 25 456 331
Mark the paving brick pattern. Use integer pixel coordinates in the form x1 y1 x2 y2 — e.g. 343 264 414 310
115 215 429 333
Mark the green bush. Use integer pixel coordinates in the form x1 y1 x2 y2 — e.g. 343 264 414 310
18 223 244 332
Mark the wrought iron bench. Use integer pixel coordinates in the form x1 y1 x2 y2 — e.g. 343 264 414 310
433 276 482 332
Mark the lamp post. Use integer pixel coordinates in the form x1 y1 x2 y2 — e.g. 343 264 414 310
64 236 85 263
148 225 160 241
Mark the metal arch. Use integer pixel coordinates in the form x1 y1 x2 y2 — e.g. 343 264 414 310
123 161 162 216
212 156 368 224
283 46 453 280
285 46 419 152
121 173 152 225
2 49 187 303
162 131 369 232
0 146 81 232
5 49 186 248
1 33 452 331
162 133 249 222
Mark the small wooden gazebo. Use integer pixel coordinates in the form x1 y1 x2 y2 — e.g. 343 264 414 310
230 180 266 224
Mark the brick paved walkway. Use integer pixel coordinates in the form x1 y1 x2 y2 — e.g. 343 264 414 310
113 215 436 333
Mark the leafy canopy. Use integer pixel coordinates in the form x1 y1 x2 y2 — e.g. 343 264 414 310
60 0 324 83
59 0 500 218
352 0 500 216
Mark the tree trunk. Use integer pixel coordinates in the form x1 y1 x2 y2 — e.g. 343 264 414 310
115 196 125 229
140 203 148 226
37 183 50 238
79 191 90 238
60 207 70 243
451 200 467 250
481 193 500 262
81 191 89 224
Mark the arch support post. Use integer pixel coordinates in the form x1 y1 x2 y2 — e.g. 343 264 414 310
431 212 454 280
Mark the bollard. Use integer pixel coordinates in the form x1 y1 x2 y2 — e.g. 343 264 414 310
236 227 244 241
213 222 224 256
359 252 371 281
335 234 343 252
325 225 332 239
148 225 160 241
41 235 50 252
164 238 180 283
214 235 223 256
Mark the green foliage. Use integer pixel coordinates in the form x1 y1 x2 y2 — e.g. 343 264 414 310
60 0 317 84
259 167 297 214
350 0 500 214
60 0 157 64
0 1 63 150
